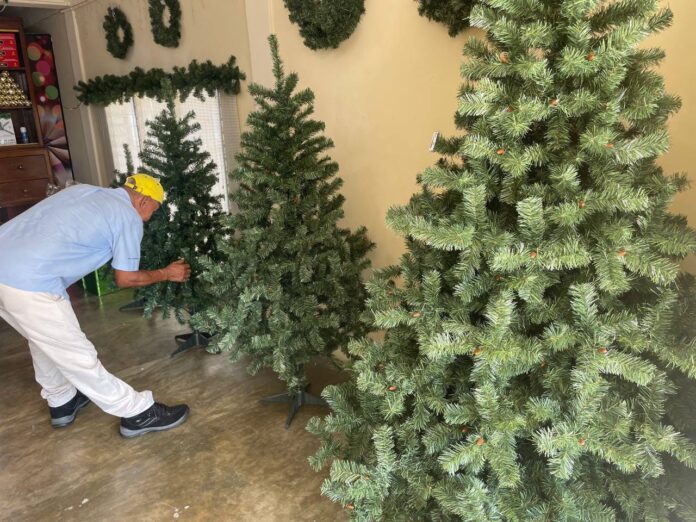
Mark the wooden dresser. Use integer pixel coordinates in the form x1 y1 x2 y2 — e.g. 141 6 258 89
0 148 52 222
0 16 54 224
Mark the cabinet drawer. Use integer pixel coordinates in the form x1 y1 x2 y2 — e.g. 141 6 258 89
0 153 51 182
0 178 49 207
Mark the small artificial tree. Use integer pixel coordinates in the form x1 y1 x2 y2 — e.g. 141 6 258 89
309 1 696 519
193 35 373 427
110 144 136 188
136 93 223 329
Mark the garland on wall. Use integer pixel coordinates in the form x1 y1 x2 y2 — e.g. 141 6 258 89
284 0 365 50
417 0 476 37
103 6 134 59
74 56 245 106
149 0 182 48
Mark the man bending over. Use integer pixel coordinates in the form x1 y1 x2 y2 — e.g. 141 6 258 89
0 174 190 438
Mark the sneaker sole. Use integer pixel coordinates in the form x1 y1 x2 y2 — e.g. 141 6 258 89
119 409 189 438
51 397 91 428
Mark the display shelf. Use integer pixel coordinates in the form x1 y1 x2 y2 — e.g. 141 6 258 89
0 142 39 148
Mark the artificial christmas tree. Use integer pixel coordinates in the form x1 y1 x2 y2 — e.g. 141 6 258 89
192 35 373 427
309 1 696 519
110 144 135 188
136 94 223 352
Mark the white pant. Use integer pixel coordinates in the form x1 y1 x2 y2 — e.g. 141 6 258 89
0 283 153 417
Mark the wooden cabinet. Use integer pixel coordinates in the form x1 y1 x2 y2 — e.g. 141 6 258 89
0 148 52 221
0 16 53 224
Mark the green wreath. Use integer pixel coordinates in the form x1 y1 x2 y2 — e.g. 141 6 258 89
103 7 133 59
283 0 365 50
417 0 476 37
149 0 182 48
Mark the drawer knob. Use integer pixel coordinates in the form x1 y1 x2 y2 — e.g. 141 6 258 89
23 189 29 194
17 164 24 170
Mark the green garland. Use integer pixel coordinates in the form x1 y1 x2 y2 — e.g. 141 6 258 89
149 0 181 48
284 0 365 50
103 7 134 59
416 0 476 37
74 56 245 106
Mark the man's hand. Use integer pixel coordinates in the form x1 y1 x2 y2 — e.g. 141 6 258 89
164 259 191 283
113 260 191 289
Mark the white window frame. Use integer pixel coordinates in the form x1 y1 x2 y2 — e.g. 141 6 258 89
102 91 242 213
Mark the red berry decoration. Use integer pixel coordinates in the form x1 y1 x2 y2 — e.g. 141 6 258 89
578 437 586 446
388 385 397 392
347 503 355 510
530 250 538 259
506 106 514 113
579 200 586 209
598 347 608 355
496 148 506 155
411 311 422 318
617 249 626 257
473 347 482 356
607 142 615 149
461 426 470 433
550 98 559 107
476 437 486 446
587 52 595 61
499 52 510 63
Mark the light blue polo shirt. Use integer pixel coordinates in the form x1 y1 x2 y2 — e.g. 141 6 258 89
0 184 143 298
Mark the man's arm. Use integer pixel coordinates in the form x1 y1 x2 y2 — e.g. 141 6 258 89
113 259 191 288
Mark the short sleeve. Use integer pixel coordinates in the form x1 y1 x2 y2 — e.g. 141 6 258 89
111 218 143 272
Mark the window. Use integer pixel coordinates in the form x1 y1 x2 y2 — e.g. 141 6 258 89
104 92 241 212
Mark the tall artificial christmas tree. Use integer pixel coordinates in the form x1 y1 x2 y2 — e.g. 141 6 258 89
193 35 373 427
309 1 696 519
136 95 223 344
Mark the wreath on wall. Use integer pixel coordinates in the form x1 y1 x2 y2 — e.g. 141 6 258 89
149 0 182 48
283 0 365 50
416 0 476 37
103 7 134 59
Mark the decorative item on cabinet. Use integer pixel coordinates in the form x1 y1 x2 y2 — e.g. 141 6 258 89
26 33 74 186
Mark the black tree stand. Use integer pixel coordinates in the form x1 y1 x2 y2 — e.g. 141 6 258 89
119 298 145 312
261 382 327 429
171 330 211 357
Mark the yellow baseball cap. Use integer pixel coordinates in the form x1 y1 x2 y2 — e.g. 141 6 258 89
124 173 165 204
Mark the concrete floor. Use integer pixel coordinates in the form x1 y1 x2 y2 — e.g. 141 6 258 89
0 289 345 522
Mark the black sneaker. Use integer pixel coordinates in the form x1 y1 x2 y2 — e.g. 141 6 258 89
119 402 189 438
50 390 90 428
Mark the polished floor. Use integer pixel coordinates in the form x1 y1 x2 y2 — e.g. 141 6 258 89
0 289 345 521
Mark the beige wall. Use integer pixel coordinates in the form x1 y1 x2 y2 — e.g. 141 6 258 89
268 0 468 269
649 0 696 272
72 0 252 120
24 0 696 272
